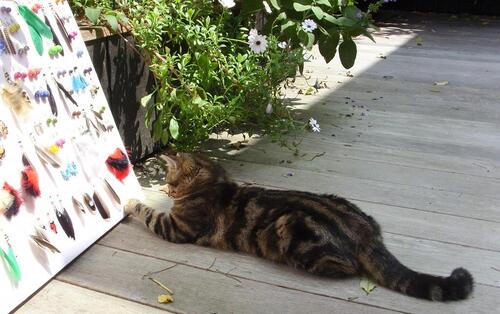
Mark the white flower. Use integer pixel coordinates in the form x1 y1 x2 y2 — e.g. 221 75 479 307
218 0 235 8
248 29 268 53
302 19 317 33
248 28 258 40
277 41 288 49
309 118 321 133
266 103 273 114
262 1 272 14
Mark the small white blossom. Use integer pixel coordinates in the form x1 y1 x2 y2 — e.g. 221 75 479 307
309 118 321 133
302 19 317 33
266 103 273 114
218 0 235 8
248 29 268 53
277 41 288 49
248 28 258 40
262 1 272 14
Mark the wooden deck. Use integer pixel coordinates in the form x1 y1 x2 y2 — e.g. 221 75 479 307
17 13 500 314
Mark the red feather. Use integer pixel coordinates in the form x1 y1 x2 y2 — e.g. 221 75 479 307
2 182 23 219
21 154 41 197
105 148 131 181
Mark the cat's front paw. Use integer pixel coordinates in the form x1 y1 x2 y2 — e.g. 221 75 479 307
124 198 141 216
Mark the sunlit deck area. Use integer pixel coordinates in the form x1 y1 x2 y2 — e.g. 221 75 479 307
18 12 500 314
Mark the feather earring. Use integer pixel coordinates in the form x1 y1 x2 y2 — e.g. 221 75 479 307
105 148 131 181
46 82 58 116
17 5 53 55
93 191 110 220
53 78 78 106
53 11 72 51
72 196 86 214
53 200 75 240
30 227 60 253
34 143 61 168
82 192 96 213
1 73 32 117
0 236 21 284
104 178 121 204
21 154 41 197
0 183 23 220
44 15 64 56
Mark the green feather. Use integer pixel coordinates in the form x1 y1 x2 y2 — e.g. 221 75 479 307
27 23 43 55
18 5 53 55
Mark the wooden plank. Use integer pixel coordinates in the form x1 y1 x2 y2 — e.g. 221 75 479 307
57 245 397 314
16 280 171 314
97 216 500 314
217 158 500 225
214 146 500 204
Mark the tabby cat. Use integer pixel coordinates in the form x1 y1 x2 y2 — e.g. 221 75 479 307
125 153 473 301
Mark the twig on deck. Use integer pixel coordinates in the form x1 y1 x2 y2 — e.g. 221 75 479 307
142 264 178 279
149 277 174 295
206 258 217 271
305 152 326 161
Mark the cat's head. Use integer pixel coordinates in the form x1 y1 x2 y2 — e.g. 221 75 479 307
160 152 229 199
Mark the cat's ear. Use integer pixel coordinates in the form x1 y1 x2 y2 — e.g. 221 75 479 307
159 154 178 169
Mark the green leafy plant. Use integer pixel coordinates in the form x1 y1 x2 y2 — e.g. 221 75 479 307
70 0 385 150
71 0 129 31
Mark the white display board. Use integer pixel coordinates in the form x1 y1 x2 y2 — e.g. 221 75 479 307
0 1 142 312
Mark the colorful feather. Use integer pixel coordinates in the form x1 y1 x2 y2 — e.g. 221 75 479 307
0 244 21 284
44 16 64 56
21 154 41 197
105 148 131 181
55 207 75 239
1 183 23 220
18 5 53 55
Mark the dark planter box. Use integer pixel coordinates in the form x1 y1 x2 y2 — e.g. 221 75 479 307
84 32 160 162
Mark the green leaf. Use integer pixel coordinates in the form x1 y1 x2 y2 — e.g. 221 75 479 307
336 16 357 27
306 32 315 49
275 12 287 21
362 30 376 43
339 37 357 69
344 5 360 20
316 0 332 7
117 12 129 26
293 3 311 12
169 117 179 140
85 7 102 25
318 31 339 63
140 92 155 107
360 277 376 295
160 130 169 145
323 13 339 25
152 119 163 140
311 6 324 20
105 14 119 31
281 20 296 33
269 0 281 10
297 29 308 46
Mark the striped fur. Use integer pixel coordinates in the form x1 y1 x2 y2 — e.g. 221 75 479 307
126 153 473 301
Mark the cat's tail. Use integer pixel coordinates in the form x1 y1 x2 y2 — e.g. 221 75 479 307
358 240 473 301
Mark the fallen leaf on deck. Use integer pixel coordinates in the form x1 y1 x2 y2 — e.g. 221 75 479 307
433 80 449 86
360 276 376 295
158 294 174 304
415 36 424 46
